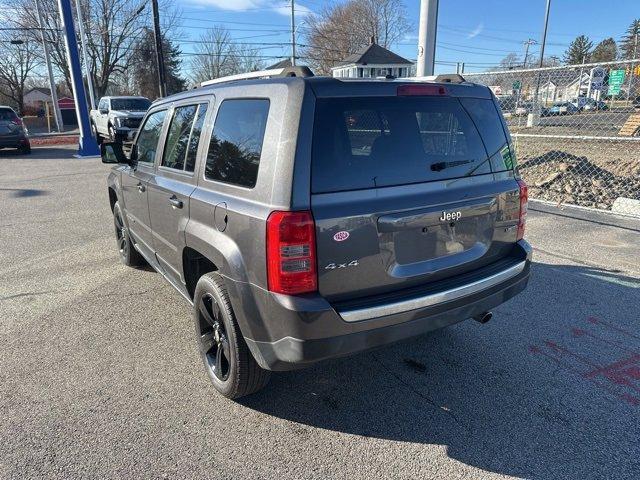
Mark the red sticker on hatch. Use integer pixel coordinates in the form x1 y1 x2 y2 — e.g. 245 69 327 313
333 231 350 242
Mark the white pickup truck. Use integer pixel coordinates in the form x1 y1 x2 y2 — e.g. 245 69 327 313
90 96 151 142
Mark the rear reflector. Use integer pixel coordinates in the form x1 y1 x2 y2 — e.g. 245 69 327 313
516 179 528 241
266 211 317 295
397 84 447 96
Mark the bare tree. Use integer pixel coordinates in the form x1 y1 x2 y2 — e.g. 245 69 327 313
9 0 181 98
0 35 42 114
303 0 410 74
190 27 264 83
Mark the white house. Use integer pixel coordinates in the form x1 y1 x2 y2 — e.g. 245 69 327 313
331 38 414 79
23 87 52 109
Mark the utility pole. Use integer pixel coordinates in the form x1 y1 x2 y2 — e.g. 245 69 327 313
290 0 296 66
533 0 551 114
627 32 638 103
416 0 439 76
56 0 99 156
151 0 167 98
74 0 96 110
35 0 63 132
522 39 537 68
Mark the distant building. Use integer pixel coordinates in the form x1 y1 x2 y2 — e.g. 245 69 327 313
267 59 294 70
331 37 414 78
24 87 52 109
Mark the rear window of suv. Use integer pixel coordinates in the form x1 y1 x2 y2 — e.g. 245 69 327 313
311 96 509 193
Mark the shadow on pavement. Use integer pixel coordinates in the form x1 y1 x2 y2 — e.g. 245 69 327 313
0 188 49 198
0 146 77 160
240 262 640 478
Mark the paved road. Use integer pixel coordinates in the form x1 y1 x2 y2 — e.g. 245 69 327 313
1 147 639 479
508 109 634 134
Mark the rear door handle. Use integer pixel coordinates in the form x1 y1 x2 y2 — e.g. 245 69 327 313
169 196 183 209
137 182 145 193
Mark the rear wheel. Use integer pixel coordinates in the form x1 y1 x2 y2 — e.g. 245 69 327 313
113 201 145 267
17 144 31 155
194 273 270 399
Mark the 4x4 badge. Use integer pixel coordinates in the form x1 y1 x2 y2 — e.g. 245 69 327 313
325 260 359 270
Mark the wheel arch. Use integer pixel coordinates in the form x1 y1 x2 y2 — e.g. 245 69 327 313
183 246 218 300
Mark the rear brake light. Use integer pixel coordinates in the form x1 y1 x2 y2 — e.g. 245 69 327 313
397 84 447 96
266 211 317 295
517 179 528 241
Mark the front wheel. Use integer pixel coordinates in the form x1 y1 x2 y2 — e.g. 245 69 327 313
113 201 145 267
193 273 270 399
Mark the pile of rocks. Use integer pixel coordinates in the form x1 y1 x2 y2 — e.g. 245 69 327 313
519 155 640 210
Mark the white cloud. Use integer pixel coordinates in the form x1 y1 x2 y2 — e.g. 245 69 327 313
466 23 484 39
186 0 313 16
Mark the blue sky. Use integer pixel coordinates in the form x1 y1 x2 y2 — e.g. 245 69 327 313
176 0 640 74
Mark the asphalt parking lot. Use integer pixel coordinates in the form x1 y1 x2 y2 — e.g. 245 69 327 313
1 146 639 479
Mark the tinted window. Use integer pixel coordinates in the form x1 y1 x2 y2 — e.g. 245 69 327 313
136 110 166 164
312 96 491 193
460 98 508 156
185 103 208 172
0 108 16 121
110 98 151 111
162 105 198 171
205 99 269 188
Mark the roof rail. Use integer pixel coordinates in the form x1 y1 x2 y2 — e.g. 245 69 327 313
198 66 314 88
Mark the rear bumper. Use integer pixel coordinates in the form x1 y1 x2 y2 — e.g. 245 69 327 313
0 135 28 148
228 240 532 371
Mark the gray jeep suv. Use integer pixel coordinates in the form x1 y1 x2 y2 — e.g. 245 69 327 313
102 68 532 399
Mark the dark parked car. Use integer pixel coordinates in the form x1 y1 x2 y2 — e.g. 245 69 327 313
0 107 30 154
101 68 532 399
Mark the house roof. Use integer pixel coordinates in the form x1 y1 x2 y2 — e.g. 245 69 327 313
25 87 52 96
334 41 412 68
267 58 293 69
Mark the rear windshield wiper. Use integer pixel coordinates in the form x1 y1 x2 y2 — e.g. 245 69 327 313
430 160 471 172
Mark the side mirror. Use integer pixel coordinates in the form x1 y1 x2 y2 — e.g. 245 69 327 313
101 142 129 165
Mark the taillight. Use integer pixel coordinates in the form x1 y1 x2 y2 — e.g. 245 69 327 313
397 84 447 96
266 210 317 295
517 179 528 240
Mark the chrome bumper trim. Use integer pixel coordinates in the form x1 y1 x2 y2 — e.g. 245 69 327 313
339 260 527 323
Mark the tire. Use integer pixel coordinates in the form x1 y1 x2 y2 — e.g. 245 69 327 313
113 201 145 267
91 122 102 144
108 124 117 143
18 145 31 155
193 272 270 399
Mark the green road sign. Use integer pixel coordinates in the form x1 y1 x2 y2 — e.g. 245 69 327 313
512 80 521 90
608 69 625 95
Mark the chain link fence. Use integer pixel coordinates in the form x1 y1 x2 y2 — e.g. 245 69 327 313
464 59 640 217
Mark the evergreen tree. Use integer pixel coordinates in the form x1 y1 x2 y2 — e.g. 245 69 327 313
620 19 640 60
130 27 185 100
563 35 593 65
591 38 618 63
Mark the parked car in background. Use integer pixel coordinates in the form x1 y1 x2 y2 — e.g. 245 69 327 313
633 96 640 110
548 102 578 115
0 106 30 154
582 99 609 111
101 68 532 399
90 96 151 143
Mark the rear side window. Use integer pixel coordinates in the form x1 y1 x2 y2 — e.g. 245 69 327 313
136 110 167 164
162 105 198 171
0 108 16 121
185 104 208 172
161 103 208 172
312 96 492 193
205 99 269 188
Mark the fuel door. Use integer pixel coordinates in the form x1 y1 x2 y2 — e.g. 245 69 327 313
214 202 228 232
